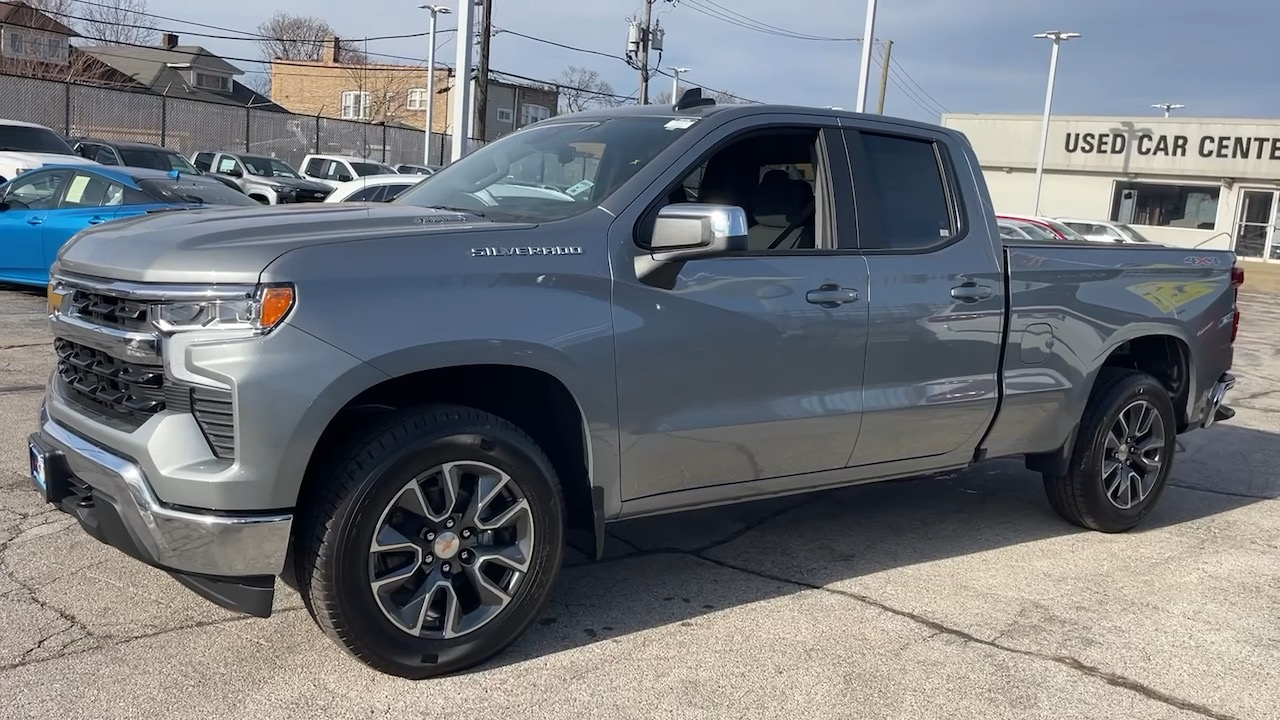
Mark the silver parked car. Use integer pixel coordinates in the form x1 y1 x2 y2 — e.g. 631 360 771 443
1058 218 1156 244
191 151 332 204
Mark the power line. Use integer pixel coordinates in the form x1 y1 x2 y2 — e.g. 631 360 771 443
888 55 950 113
677 0 860 42
495 26 760 103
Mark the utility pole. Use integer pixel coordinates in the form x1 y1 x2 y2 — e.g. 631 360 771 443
474 0 493 141
418 4 450 166
876 39 893 114
1152 102 1184 118
627 0 665 105
671 66 690 103
1032 30 1080 216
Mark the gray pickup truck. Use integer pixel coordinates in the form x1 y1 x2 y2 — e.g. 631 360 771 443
27 95 1243 679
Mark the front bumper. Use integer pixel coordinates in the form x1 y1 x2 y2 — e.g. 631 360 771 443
29 406 292 617
1201 372 1236 429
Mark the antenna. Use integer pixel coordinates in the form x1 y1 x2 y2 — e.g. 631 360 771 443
675 87 714 110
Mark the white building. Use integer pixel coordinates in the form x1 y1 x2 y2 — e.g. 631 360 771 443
942 113 1280 262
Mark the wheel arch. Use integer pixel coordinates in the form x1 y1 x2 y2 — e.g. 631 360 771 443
1026 329 1192 477
293 357 606 560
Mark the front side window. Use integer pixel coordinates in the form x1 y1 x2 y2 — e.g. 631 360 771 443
855 132 955 251
216 156 243 175
395 116 694 223
1111 182 1219 230
1 169 68 209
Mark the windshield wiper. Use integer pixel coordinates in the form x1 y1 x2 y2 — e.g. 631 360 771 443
176 194 207 204
421 205 486 217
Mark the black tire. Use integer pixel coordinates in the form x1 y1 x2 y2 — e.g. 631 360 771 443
1043 369 1178 532
295 404 565 679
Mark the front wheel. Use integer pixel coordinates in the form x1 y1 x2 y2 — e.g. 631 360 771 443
1043 369 1178 532
295 405 565 679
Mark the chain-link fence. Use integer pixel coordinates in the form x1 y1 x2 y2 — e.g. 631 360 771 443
1 72 479 169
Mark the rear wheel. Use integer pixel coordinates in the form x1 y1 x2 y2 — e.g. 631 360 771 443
296 405 565 678
1043 369 1177 532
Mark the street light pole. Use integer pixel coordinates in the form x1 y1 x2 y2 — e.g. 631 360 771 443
670 66 689 101
854 0 877 112
1031 30 1079 217
1152 102 1184 118
450 0 476 162
418 4 450 166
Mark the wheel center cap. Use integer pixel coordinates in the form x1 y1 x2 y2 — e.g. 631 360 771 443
1118 445 1130 460
433 531 460 559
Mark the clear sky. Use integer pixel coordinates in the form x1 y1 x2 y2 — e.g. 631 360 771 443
154 0 1278 122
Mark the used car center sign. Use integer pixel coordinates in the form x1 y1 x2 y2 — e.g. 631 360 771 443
1065 131 1280 161
939 115 1280 180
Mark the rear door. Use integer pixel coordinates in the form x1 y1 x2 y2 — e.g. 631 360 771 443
843 125 1005 467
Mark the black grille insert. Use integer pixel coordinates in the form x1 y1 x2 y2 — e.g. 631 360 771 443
192 387 235 460
67 290 151 332
55 338 164 425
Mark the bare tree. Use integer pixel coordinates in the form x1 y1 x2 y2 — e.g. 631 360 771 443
255 12 367 63
557 65 620 113
341 63 424 126
711 90 750 104
22 0 78 18
77 0 157 46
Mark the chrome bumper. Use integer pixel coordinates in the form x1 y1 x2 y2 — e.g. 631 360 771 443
36 407 292 578
1201 372 1236 429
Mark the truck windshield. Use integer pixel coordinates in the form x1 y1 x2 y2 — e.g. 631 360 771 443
119 148 199 174
242 156 302 179
1117 224 1152 243
0 125 75 155
394 116 694 222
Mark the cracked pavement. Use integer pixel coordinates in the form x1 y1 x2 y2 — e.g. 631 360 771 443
0 285 1277 720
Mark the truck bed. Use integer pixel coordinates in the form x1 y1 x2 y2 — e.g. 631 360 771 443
980 241 1238 461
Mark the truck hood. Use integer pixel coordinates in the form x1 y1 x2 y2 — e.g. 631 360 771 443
55 203 518 285
1 151 96 171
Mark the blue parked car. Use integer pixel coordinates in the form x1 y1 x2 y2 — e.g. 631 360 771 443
0 164 260 287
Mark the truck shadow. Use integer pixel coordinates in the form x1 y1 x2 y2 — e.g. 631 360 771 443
490 421 1275 671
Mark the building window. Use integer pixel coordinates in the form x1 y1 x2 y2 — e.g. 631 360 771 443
496 108 514 123
520 103 551 127
341 90 371 120
1 27 69 64
406 88 429 110
193 72 230 92
1111 182 1219 230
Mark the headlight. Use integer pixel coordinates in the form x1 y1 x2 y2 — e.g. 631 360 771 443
151 284 295 334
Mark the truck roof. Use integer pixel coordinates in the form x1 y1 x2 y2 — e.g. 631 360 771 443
540 101 956 137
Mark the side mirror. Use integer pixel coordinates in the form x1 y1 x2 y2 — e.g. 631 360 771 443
225 167 243 177
336 173 353 183
635 203 748 285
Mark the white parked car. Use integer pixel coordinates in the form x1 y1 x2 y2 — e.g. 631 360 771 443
299 153 397 189
1057 218 1156 244
324 173 430 203
0 119 98 183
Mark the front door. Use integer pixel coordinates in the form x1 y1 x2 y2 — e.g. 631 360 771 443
613 122 871 500
1232 189 1277 261
0 169 69 284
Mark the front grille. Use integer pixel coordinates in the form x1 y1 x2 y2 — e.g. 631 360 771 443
66 289 151 332
55 338 164 426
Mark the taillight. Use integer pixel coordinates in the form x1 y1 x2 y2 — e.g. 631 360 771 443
1230 262 1244 343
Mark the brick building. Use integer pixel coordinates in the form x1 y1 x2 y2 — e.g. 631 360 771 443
269 36 558 142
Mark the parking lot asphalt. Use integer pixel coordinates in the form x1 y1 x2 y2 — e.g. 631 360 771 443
0 284 1276 720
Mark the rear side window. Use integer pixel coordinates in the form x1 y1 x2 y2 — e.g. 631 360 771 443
193 152 214 171
304 158 325 176
855 132 955 251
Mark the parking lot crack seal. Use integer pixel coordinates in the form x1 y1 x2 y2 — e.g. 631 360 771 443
0 384 45 395
0 343 46 351
693 555 1243 720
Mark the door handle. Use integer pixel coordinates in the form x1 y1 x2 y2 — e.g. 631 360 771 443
951 282 993 303
806 283 860 307
87 216 106 225
26 217 42 226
